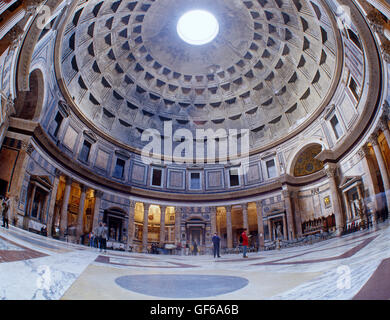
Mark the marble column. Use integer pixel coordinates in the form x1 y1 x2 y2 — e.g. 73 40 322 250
242 204 249 232
46 169 61 237
358 145 379 225
291 191 303 238
226 206 233 248
255 201 265 250
282 188 295 240
210 206 217 235
76 184 87 241
92 190 103 233
175 207 182 245
159 205 166 245
343 191 352 221
369 132 390 213
127 200 136 251
59 177 72 239
282 215 288 240
142 203 151 253
24 183 37 230
324 164 345 236
356 183 367 224
268 219 273 241
379 116 390 150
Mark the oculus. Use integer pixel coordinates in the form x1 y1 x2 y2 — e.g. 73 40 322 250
177 10 219 45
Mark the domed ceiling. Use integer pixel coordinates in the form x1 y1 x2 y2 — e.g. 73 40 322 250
60 0 340 152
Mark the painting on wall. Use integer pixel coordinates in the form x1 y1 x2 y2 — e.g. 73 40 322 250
324 196 331 208
294 144 324 177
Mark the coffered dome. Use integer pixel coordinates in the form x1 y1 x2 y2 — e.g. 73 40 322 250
60 0 340 152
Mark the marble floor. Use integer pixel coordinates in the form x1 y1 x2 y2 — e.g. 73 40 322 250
0 222 389 300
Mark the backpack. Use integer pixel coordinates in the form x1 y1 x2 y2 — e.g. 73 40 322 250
239 234 243 244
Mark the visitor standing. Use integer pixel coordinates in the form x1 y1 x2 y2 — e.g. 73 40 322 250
241 229 249 258
96 222 105 252
2 201 9 229
88 231 94 247
212 233 221 258
185 243 190 256
102 223 108 253
192 240 198 256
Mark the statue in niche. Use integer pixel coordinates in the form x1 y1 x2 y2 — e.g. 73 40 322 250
276 224 283 240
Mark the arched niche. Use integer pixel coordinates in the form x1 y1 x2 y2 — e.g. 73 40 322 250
14 68 45 121
292 143 324 177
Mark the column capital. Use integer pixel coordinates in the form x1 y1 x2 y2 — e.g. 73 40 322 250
25 0 44 15
241 203 248 211
382 39 390 64
95 190 103 198
144 203 151 210
324 164 338 178
64 176 72 185
79 184 88 193
282 189 292 199
379 116 389 132
54 168 62 178
368 132 379 146
358 145 370 159
4 24 24 49
366 9 386 34
255 200 263 208
209 206 217 213
129 199 136 209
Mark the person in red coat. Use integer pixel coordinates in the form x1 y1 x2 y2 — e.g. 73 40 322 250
241 229 249 258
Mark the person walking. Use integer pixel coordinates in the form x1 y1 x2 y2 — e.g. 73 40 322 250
192 240 198 256
185 243 190 256
95 222 105 252
212 233 221 258
241 229 249 258
2 201 9 229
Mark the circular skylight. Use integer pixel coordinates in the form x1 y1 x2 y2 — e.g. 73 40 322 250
177 10 219 45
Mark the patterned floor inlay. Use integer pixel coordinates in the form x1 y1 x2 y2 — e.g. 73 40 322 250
114 274 249 298
0 235 47 263
353 257 390 300
253 235 378 266
95 255 198 268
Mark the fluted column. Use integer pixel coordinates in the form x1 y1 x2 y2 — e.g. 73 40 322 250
127 200 136 251
255 201 265 250
369 132 390 213
226 206 233 248
358 146 379 225
343 191 352 221
282 188 295 240
76 184 87 241
291 191 303 238
268 219 273 241
242 204 249 231
159 205 166 245
92 190 103 232
324 164 345 236
379 116 390 150
46 169 61 237
59 177 72 239
210 206 217 235
175 207 181 245
142 203 151 253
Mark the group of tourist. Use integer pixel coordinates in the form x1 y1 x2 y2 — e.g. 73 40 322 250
212 229 250 259
86 222 109 253
0 196 10 229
